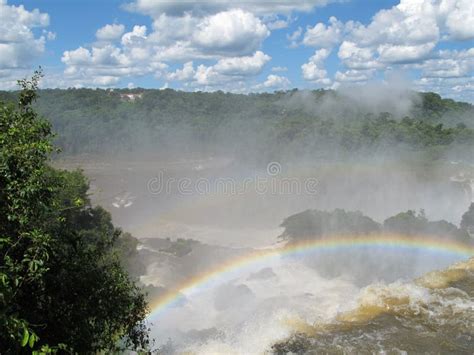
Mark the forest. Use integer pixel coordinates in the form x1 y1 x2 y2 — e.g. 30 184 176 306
0 88 473 162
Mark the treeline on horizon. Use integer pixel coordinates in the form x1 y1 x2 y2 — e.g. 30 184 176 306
0 88 473 161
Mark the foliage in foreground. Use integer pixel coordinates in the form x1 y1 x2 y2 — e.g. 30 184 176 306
0 72 149 353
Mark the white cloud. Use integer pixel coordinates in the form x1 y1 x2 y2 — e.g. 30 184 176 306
300 0 474 87
92 75 120 86
62 6 273 87
418 48 474 78
61 40 168 87
452 82 474 93
244 0 339 15
334 69 375 82
109 10 269 62
414 76 474 102
125 0 342 17
96 24 125 42
150 13 197 45
443 0 474 40
167 62 196 81
287 27 303 48
272 66 288 72
265 15 293 30
213 51 271 75
193 10 269 56
345 0 440 65
350 1 439 48
301 48 331 84
338 41 381 69
62 45 130 69
303 16 345 48
167 51 271 88
62 47 91 67
121 25 147 46
254 74 291 90
377 42 436 63
56 0 348 90
193 64 224 86
43 30 56 41
0 1 51 69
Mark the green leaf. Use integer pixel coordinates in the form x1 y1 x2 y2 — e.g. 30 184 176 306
29 332 37 348
21 328 29 347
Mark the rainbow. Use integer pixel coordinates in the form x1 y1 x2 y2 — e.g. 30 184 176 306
147 234 474 320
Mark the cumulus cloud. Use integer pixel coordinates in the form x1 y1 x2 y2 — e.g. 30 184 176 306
150 13 198 45
61 26 169 87
298 0 474 97
193 10 269 56
167 62 196 81
0 1 52 69
350 1 440 47
301 0 442 69
346 0 440 64
213 51 271 75
377 42 436 64
334 69 375 83
418 48 474 78
62 7 272 87
301 48 331 84
121 25 147 46
338 41 381 70
96 24 125 42
443 0 474 40
254 74 291 90
287 27 303 48
303 16 345 48
265 15 293 30
167 51 271 88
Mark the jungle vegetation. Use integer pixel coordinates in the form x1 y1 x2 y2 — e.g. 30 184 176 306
0 73 149 353
0 88 472 162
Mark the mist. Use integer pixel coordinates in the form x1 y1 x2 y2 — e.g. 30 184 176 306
39 80 474 353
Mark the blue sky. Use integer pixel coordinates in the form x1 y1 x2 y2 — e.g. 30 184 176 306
1 0 473 101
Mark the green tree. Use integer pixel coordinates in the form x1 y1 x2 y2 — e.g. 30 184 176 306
383 210 429 235
383 209 469 241
279 209 380 242
0 71 149 353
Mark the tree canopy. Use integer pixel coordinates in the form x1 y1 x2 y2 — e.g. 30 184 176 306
280 208 471 243
0 88 472 161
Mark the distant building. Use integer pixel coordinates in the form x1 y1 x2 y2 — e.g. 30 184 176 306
119 93 143 102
